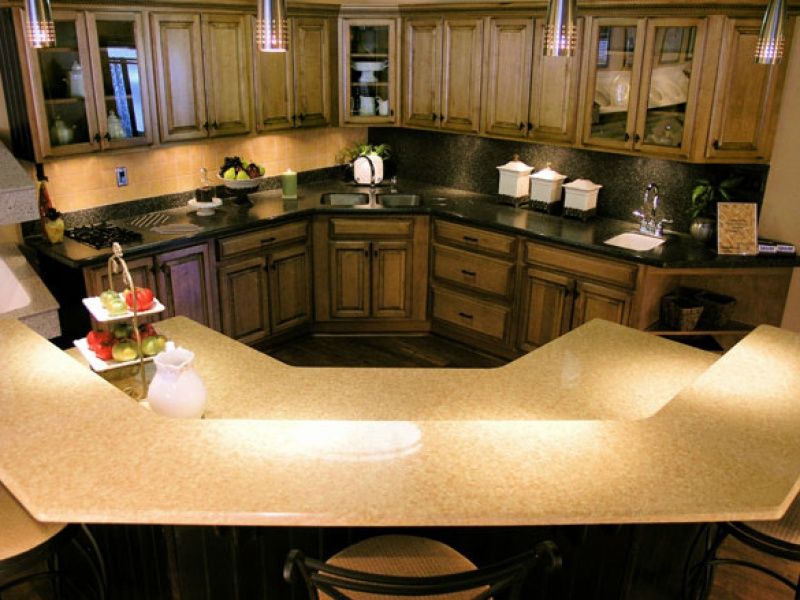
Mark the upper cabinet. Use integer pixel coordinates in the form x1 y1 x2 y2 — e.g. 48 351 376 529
403 17 483 133
16 8 153 158
482 17 582 143
580 17 706 158
151 12 251 142
704 17 788 161
254 16 332 131
339 18 399 125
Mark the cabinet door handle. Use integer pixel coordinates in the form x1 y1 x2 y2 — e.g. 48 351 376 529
527 122 533 132
93 133 101 143
712 139 721 150
623 132 630 142
297 113 305 122
160 264 171 276
633 133 641 143
462 236 479 243
390 109 394 117
431 112 437 121
103 132 111 141
364 248 369 257
461 269 476 277
202 122 209 131
518 122 525 131
373 249 378 257
260 236 276 245
457 312 473 320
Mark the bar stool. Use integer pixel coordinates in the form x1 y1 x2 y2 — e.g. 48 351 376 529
0 484 106 599
284 534 561 599
684 493 800 599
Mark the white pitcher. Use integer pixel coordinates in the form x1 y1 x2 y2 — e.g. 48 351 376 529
147 347 207 419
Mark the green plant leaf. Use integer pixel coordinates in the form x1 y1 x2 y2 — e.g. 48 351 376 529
691 185 707 203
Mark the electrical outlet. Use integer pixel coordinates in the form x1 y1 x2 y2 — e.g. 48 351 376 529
115 166 128 187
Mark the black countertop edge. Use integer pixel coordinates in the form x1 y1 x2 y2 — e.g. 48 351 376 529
26 179 800 271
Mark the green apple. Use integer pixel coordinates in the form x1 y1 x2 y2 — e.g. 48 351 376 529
258 165 265 176
100 289 119 308
111 340 139 362
112 323 133 339
235 169 250 181
223 167 236 180
141 334 167 357
107 297 128 315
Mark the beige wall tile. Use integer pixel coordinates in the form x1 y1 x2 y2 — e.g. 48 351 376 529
40 127 367 211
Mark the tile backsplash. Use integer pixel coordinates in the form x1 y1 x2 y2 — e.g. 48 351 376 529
369 128 769 232
42 127 366 213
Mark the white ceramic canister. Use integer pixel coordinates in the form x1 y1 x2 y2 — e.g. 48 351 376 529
147 347 207 419
529 163 568 204
497 155 534 198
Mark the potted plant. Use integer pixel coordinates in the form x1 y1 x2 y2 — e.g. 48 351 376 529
337 143 392 184
689 175 743 243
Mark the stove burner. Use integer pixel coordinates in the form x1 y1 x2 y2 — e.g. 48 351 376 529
65 223 143 249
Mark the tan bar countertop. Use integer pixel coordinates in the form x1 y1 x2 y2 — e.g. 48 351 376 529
1 316 799 527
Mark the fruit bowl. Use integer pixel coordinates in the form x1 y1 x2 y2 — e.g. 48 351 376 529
217 174 267 190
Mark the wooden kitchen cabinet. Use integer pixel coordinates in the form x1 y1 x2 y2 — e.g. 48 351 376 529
482 17 582 144
313 216 429 330
83 242 218 330
253 16 332 131
517 241 636 351
403 17 483 132
217 220 311 345
703 17 789 162
151 11 251 142
581 17 706 158
16 8 153 159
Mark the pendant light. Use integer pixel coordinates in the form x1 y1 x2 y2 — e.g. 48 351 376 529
755 0 787 64
543 0 577 57
23 0 55 49
256 0 288 53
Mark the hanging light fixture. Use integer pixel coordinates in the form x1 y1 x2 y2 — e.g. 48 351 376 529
543 0 577 57
256 0 288 53
755 0 787 64
23 0 55 49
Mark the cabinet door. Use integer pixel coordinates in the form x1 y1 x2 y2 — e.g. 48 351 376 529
403 18 442 128
517 267 574 351
217 255 270 345
293 18 331 128
571 280 632 329
705 18 786 161
268 243 312 334
83 255 157 296
151 12 207 142
371 240 412 319
86 11 153 150
202 13 252 137
441 17 483 133
529 18 582 143
329 240 371 318
155 243 218 329
253 16 294 131
633 18 705 158
482 18 534 139
581 18 646 150
19 9 101 157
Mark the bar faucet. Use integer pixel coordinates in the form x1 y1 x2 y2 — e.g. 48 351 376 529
633 182 673 237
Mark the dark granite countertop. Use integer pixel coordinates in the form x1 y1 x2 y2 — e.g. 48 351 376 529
27 179 800 270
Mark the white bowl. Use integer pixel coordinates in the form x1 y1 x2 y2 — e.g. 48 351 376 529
352 61 387 72
217 174 266 190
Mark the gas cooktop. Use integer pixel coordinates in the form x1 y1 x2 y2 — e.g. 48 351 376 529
65 223 143 249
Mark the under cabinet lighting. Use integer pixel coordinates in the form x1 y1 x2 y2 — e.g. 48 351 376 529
543 0 577 57
23 0 55 49
755 0 787 64
256 0 288 53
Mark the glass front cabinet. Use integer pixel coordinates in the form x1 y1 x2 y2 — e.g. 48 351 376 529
16 9 152 158
339 18 399 125
581 17 706 158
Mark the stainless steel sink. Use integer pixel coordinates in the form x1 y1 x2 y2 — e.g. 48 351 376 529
320 192 370 206
377 194 422 207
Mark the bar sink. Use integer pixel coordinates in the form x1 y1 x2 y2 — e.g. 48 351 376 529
377 194 422 207
320 193 370 206
604 232 666 252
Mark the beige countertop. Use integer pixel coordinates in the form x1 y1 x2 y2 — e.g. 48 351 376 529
0 316 798 528
0 243 60 339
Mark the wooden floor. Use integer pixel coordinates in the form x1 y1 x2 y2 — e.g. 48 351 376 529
264 333 798 600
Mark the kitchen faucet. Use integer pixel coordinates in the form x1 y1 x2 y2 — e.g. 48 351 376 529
633 182 673 237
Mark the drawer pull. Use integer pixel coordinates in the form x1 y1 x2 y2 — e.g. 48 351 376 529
457 312 473 320
462 236 479 243
260 237 277 245
461 269 477 277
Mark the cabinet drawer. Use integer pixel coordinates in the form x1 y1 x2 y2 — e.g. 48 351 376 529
432 286 510 341
432 244 514 298
218 220 308 259
330 218 413 238
525 242 638 289
434 219 516 257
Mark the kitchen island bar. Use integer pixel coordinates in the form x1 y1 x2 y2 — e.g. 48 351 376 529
1 316 798 528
